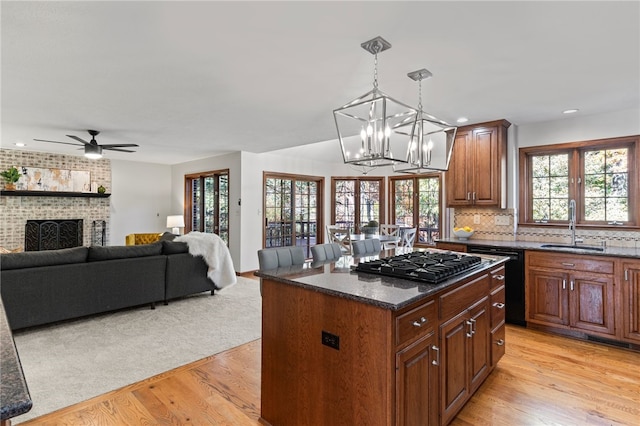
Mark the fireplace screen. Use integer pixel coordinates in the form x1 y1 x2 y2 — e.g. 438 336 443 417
25 219 83 251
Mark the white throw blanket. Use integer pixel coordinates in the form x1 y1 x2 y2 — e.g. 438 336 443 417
175 231 237 290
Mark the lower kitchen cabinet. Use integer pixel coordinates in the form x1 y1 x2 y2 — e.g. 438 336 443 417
396 332 439 426
622 259 640 343
438 276 491 425
526 251 616 338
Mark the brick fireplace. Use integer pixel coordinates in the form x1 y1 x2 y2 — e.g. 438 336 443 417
0 149 111 250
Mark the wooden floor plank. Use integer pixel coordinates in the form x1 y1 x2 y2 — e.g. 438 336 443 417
20 327 639 426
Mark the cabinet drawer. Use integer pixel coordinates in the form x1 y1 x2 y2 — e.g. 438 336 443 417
490 285 506 328
439 274 490 320
490 266 506 291
527 252 614 274
491 322 506 367
396 299 436 347
436 242 467 253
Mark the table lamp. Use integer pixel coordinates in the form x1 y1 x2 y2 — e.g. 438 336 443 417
167 215 185 235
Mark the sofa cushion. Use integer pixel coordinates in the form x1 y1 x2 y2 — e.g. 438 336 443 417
88 242 163 261
160 232 176 241
0 246 89 270
162 240 189 254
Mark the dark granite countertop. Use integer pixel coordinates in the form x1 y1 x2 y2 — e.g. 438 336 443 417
255 249 508 311
436 238 640 258
0 299 32 421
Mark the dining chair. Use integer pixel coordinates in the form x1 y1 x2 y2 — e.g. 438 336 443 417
401 227 417 250
352 238 382 257
326 225 352 254
380 224 400 249
311 243 343 262
257 246 306 270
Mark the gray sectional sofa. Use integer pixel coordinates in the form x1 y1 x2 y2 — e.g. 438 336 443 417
0 241 215 330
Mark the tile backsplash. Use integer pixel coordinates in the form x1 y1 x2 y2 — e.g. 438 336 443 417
453 207 640 248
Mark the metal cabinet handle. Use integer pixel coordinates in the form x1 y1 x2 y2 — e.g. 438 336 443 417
493 302 505 309
467 192 471 201
466 320 473 337
496 339 505 346
562 279 566 290
431 345 440 366
570 280 574 291
472 192 476 201
469 318 476 335
493 274 505 281
562 262 575 267
625 269 628 281
412 317 427 327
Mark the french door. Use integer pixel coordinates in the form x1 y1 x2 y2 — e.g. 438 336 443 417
390 174 442 245
331 177 385 234
263 173 323 258
185 170 229 244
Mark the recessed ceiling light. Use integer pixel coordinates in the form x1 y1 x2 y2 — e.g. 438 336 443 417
563 109 579 114
456 117 469 123
15 142 26 147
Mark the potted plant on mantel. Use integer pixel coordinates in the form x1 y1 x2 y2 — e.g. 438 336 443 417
1 166 20 191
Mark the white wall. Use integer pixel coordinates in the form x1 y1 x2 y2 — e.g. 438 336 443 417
506 107 640 210
110 159 172 246
168 146 365 273
166 108 640 271
517 108 640 147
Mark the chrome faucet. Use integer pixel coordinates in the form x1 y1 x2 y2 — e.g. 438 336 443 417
569 199 579 245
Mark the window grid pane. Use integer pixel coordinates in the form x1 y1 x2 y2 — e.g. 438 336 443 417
583 147 629 222
417 177 440 243
359 180 380 227
394 179 414 227
530 153 569 222
334 180 356 229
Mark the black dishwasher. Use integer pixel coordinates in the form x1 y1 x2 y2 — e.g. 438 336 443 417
467 245 526 326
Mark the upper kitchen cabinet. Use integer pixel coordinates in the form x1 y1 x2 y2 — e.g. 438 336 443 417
446 119 511 208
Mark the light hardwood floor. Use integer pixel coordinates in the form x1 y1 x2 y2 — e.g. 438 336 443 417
20 326 639 425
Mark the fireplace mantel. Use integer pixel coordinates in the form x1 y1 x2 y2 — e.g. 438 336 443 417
1 190 110 198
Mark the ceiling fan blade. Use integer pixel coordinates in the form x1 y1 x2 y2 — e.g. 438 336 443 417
66 135 91 145
34 138 83 146
104 147 136 153
100 144 139 148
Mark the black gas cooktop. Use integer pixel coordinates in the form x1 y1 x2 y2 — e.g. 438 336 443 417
353 251 484 284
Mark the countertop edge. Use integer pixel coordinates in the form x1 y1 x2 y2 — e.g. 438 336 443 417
0 299 32 421
256 256 508 311
435 238 640 258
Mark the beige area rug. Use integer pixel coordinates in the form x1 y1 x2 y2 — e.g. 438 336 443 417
11 277 262 424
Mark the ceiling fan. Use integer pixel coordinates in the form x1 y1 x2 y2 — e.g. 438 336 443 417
34 130 139 159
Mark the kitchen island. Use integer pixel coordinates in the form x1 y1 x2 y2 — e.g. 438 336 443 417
256 249 508 426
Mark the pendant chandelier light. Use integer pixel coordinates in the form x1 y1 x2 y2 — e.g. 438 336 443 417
393 68 457 174
334 36 417 169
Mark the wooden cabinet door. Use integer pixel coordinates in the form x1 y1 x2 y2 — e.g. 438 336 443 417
526 267 569 326
439 311 470 425
622 261 640 343
396 332 439 426
468 297 490 393
446 130 473 206
569 273 615 336
472 126 499 206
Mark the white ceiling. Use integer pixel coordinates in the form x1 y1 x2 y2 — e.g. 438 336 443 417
2 1 639 165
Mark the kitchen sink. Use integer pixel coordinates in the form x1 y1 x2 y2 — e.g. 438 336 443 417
540 244 604 252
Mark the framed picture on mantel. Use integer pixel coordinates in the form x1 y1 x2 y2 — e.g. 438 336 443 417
17 166 91 192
